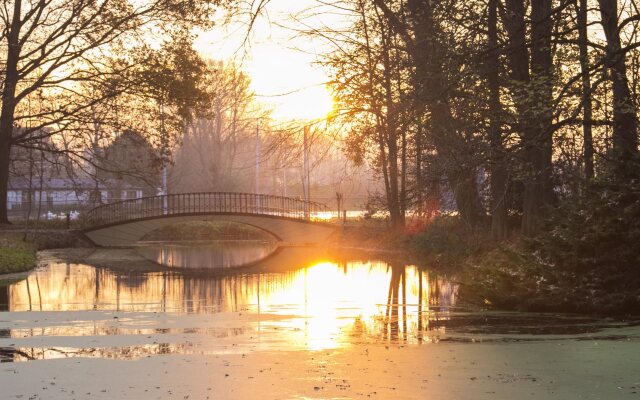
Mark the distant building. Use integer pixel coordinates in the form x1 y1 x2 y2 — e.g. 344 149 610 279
8 177 98 213
7 129 160 218
95 130 161 199
7 176 149 215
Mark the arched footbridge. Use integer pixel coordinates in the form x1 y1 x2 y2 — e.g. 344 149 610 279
82 192 338 247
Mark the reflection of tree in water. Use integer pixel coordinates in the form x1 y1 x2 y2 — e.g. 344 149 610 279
3 343 192 362
8 263 301 313
1 325 252 362
5 260 460 346
0 284 9 311
347 265 459 343
5 323 247 340
385 264 404 341
1 347 35 362
118 271 149 289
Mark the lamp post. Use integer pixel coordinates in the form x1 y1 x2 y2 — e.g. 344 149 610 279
303 125 311 218
160 97 168 214
255 120 260 195
255 120 261 212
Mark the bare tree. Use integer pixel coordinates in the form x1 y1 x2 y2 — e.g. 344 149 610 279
0 0 220 223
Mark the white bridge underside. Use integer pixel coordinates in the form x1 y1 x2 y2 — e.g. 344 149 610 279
83 214 338 247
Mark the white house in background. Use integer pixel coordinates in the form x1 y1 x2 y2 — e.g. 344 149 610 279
8 129 160 219
7 176 145 214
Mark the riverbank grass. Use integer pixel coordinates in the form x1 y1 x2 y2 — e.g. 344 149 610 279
0 236 37 275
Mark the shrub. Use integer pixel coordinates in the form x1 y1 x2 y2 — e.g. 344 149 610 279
408 216 492 267
466 178 640 314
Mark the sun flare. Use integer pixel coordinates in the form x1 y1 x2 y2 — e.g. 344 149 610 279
274 85 335 121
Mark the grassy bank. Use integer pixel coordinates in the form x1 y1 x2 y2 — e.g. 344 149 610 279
0 228 87 250
0 227 91 276
0 236 37 275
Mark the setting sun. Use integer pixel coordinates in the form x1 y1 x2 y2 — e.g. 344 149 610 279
195 0 342 121
264 84 335 121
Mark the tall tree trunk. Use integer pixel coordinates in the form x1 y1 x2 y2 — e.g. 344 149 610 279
415 124 424 213
0 0 22 224
578 0 595 181
382 49 404 228
488 0 508 240
502 0 555 234
522 0 554 234
598 0 639 175
408 0 485 227
400 120 408 218
0 139 11 224
377 130 393 223
385 117 402 228
359 1 404 228
502 0 530 233
372 0 485 226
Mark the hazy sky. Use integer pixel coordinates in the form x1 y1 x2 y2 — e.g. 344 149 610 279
195 0 349 121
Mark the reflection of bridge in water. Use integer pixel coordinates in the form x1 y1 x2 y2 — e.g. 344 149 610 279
139 243 329 272
82 192 338 247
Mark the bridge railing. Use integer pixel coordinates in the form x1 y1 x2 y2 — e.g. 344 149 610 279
83 192 331 228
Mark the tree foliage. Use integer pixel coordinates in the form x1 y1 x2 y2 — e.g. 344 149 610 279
0 0 224 222
302 0 639 238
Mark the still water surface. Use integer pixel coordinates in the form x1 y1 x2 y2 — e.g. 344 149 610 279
1 242 639 399
1 243 460 355
2 243 638 348
137 241 279 269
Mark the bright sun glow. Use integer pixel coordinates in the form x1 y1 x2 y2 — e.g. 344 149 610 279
9 259 458 352
267 84 335 121
311 211 334 221
195 0 343 122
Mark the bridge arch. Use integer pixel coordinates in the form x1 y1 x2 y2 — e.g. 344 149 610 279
81 193 338 247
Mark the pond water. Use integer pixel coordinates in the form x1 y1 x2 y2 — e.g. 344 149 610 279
1 244 459 349
1 242 639 399
136 241 279 269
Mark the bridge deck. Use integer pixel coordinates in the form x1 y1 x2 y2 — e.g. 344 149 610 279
84 192 330 228
82 193 337 247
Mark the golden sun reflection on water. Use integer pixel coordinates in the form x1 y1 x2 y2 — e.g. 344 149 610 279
3 257 458 352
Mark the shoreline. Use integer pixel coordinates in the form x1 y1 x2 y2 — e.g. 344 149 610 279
2 244 639 319
0 241 410 280
0 223 409 280
2 225 638 317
